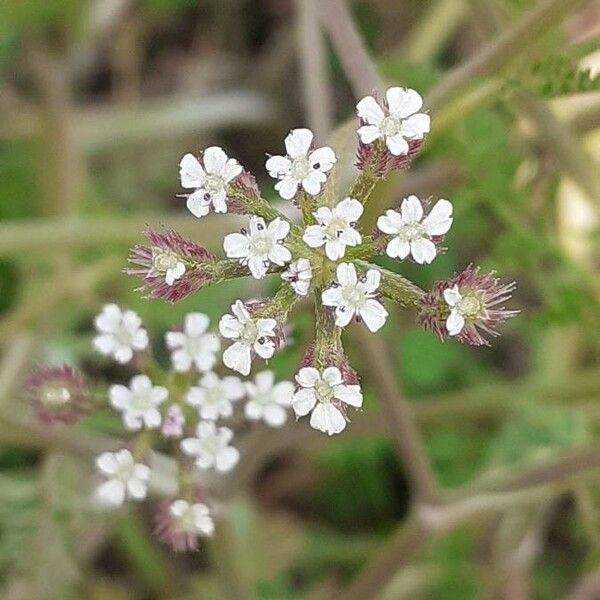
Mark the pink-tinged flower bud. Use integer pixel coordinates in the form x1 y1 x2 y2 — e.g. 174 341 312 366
27 364 89 425
126 229 217 303
355 136 423 176
161 404 185 438
418 266 518 346
154 493 214 552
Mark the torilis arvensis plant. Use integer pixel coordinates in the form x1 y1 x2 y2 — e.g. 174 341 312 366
27 87 517 551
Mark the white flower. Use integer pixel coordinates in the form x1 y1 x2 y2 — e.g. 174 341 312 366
443 284 480 336
180 146 242 217
356 87 430 156
219 300 277 376
244 371 293 427
169 500 214 537
109 374 168 431
265 128 336 200
186 372 245 420
322 263 388 332
281 258 312 296
165 313 220 373
93 304 148 364
377 196 453 264
303 197 363 261
181 421 239 473
95 449 150 506
224 216 291 279
292 367 363 436
151 249 186 285
162 404 185 438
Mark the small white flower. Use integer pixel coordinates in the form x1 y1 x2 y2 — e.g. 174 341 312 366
95 449 150 506
181 421 239 473
303 197 363 261
292 367 363 436
281 258 312 296
443 284 481 336
93 304 149 364
165 313 220 373
180 146 243 217
109 374 168 431
169 499 215 537
266 128 336 200
186 372 245 420
322 263 388 332
219 300 278 376
224 216 291 279
244 370 293 427
151 249 186 285
356 87 430 156
162 404 185 438
377 196 453 264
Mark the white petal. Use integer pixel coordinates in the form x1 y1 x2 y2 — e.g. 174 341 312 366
186 191 211 218
263 404 287 427
360 269 381 293
301 171 323 196
296 367 320 388
377 210 403 234
211 189 228 213
335 198 363 223
310 403 346 435
339 227 361 247
222 159 242 183
231 300 251 324
359 299 388 332
410 238 437 264
386 87 423 118
322 367 343 386
313 206 333 224
356 95 384 124
114 345 133 364
336 262 358 286
309 146 336 171
96 480 125 506
179 153 205 188
443 285 461 307
215 447 239 473
292 388 317 416
109 385 131 410
223 343 252 376
446 309 465 336
357 124 382 144
325 239 346 261
254 338 275 359
273 381 294 405
96 452 119 475
127 478 148 500
335 304 355 328
257 318 276 337
93 334 117 356
303 225 326 248
131 374 151 393
202 146 228 174
181 437 203 456
275 177 299 200
285 128 313 158
219 314 243 339
224 232 250 259
265 155 291 178
401 113 430 138
248 216 266 237
245 400 264 421
334 384 363 407
267 217 290 240
248 255 269 279
95 304 122 333
184 313 209 337
143 408 162 428
422 199 453 236
321 286 344 307
386 237 410 259
401 195 424 224
269 244 292 266
386 133 409 156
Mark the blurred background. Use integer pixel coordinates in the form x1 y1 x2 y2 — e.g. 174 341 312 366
1 0 600 598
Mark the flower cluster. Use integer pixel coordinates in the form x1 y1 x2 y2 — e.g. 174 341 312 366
26 85 518 552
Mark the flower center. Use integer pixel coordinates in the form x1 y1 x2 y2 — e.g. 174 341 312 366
290 156 310 180
152 250 179 273
184 336 204 356
398 223 425 242
131 392 152 411
380 115 402 136
240 320 258 345
42 385 71 406
116 464 135 482
204 385 225 406
341 286 366 308
204 173 224 194
202 436 220 455
457 294 483 317
250 235 275 256
175 506 197 533
315 379 334 403
252 391 272 406
115 327 134 346
325 217 348 240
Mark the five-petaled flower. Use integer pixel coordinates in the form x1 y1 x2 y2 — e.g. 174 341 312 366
186 372 245 420
322 263 388 332
93 304 149 364
244 370 293 427
181 421 240 473
219 300 278 375
95 449 151 506
266 128 336 200
180 146 242 217
150 248 186 286
155 499 214 552
357 87 430 155
224 216 292 279
165 312 220 373
377 196 453 264
292 367 363 436
109 374 168 431
303 198 363 261
281 258 313 296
